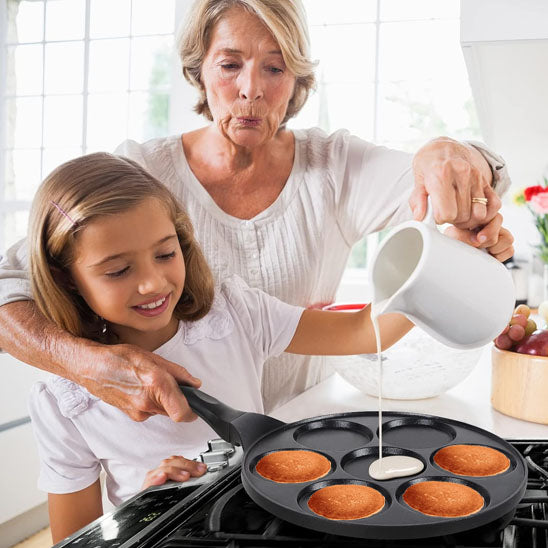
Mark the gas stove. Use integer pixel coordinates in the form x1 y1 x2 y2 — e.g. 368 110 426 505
54 440 548 548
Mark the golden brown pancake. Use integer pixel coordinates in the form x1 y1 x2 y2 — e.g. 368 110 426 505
255 450 331 483
308 484 385 520
403 481 484 518
434 444 510 477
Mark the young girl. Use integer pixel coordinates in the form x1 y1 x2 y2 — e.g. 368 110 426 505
28 152 412 543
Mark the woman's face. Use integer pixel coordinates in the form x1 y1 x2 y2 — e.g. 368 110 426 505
200 7 296 148
69 197 186 351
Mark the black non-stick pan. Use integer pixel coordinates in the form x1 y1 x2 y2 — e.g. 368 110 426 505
179 386 527 540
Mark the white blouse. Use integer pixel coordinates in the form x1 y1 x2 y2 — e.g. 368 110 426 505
0 128 510 411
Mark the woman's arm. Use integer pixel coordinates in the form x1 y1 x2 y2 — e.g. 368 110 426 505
286 306 413 356
0 300 200 421
48 479 103 544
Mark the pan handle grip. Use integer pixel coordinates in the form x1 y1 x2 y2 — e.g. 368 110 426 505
179 385 246 445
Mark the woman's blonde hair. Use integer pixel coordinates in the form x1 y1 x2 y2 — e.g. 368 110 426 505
178 0 316 125
29 152 215 344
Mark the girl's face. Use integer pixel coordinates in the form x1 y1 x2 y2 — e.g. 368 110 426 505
69 197 186 351
200 7 296 148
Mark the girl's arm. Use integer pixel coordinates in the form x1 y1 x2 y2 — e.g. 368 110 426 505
48 479 103 544
286 306 413 355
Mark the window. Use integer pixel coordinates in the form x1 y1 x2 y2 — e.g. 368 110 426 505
1 0 480 265
290 0 480 281
0 0 176 251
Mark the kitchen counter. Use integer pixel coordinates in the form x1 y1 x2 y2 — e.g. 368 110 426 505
271 346 548 440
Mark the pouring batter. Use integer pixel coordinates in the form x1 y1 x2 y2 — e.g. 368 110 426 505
369 303 424 481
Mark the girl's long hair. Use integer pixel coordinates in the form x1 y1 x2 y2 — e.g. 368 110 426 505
29 152 215 343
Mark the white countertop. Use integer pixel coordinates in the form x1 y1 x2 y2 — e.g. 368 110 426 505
271 346 548 440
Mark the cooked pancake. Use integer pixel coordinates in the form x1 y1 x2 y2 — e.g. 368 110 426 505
434 444 510 477
255 450 331 483
403 481 484 518
308 484 385 520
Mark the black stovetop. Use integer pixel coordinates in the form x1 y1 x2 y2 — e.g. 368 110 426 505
55 440 548 548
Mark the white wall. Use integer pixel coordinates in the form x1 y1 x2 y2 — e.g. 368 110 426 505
0 353 48 543
461 0 548 262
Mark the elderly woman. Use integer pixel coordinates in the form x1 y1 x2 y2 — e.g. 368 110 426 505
0 0 513 418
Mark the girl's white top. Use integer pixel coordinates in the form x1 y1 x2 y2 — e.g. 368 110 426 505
29 276 304 505
0 128 510 412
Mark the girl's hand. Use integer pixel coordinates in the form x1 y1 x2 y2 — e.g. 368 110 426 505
142 456 207 489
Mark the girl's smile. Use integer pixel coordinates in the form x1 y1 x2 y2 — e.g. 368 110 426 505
132 293 172 317
69 197 186 351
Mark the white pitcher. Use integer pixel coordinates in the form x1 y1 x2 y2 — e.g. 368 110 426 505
369 207 515 349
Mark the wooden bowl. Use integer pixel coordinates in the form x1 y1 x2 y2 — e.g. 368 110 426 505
491 346 548 424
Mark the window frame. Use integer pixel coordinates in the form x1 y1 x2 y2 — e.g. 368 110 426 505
0 0 180 252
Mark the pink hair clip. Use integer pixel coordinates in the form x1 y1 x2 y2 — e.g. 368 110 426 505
50 201 77 226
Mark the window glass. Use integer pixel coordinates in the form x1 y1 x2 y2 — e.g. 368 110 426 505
86 93 129 150
90 0 131 39
43 95 84 147
304 0 377 25
8 44 43 95
8 0 44 43
3 211 30 251
128 91 170 142
3 149 41 202
42 148 82 180
7 97 43 149
130 36 173 91
310 24 376 84
44 42 84 94
380 0 459 21
131 0 175 36
45 0 85 41
88 39 131 93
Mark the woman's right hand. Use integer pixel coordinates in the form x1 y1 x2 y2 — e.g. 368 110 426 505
141 456 207 489
0 301 200 422
79 342 202 422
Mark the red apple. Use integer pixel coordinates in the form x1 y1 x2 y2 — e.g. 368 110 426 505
515 330 548 356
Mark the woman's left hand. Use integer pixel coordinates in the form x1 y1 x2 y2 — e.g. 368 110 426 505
443 214 515 262
410 137 501 230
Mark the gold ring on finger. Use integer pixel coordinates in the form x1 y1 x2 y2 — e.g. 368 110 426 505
471 197 488 205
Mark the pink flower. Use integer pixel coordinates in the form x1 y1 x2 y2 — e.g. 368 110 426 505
524 185 548 201
530 192 548 214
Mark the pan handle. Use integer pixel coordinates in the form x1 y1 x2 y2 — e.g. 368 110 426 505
179 385 245 445
179 385 285 449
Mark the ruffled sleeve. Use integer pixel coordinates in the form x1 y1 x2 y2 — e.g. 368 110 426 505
28 380 101 494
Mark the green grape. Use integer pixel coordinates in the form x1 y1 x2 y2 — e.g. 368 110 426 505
514 304 531 318
525 319 537 336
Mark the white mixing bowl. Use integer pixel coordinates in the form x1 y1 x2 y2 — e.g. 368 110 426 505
331 327 483 400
